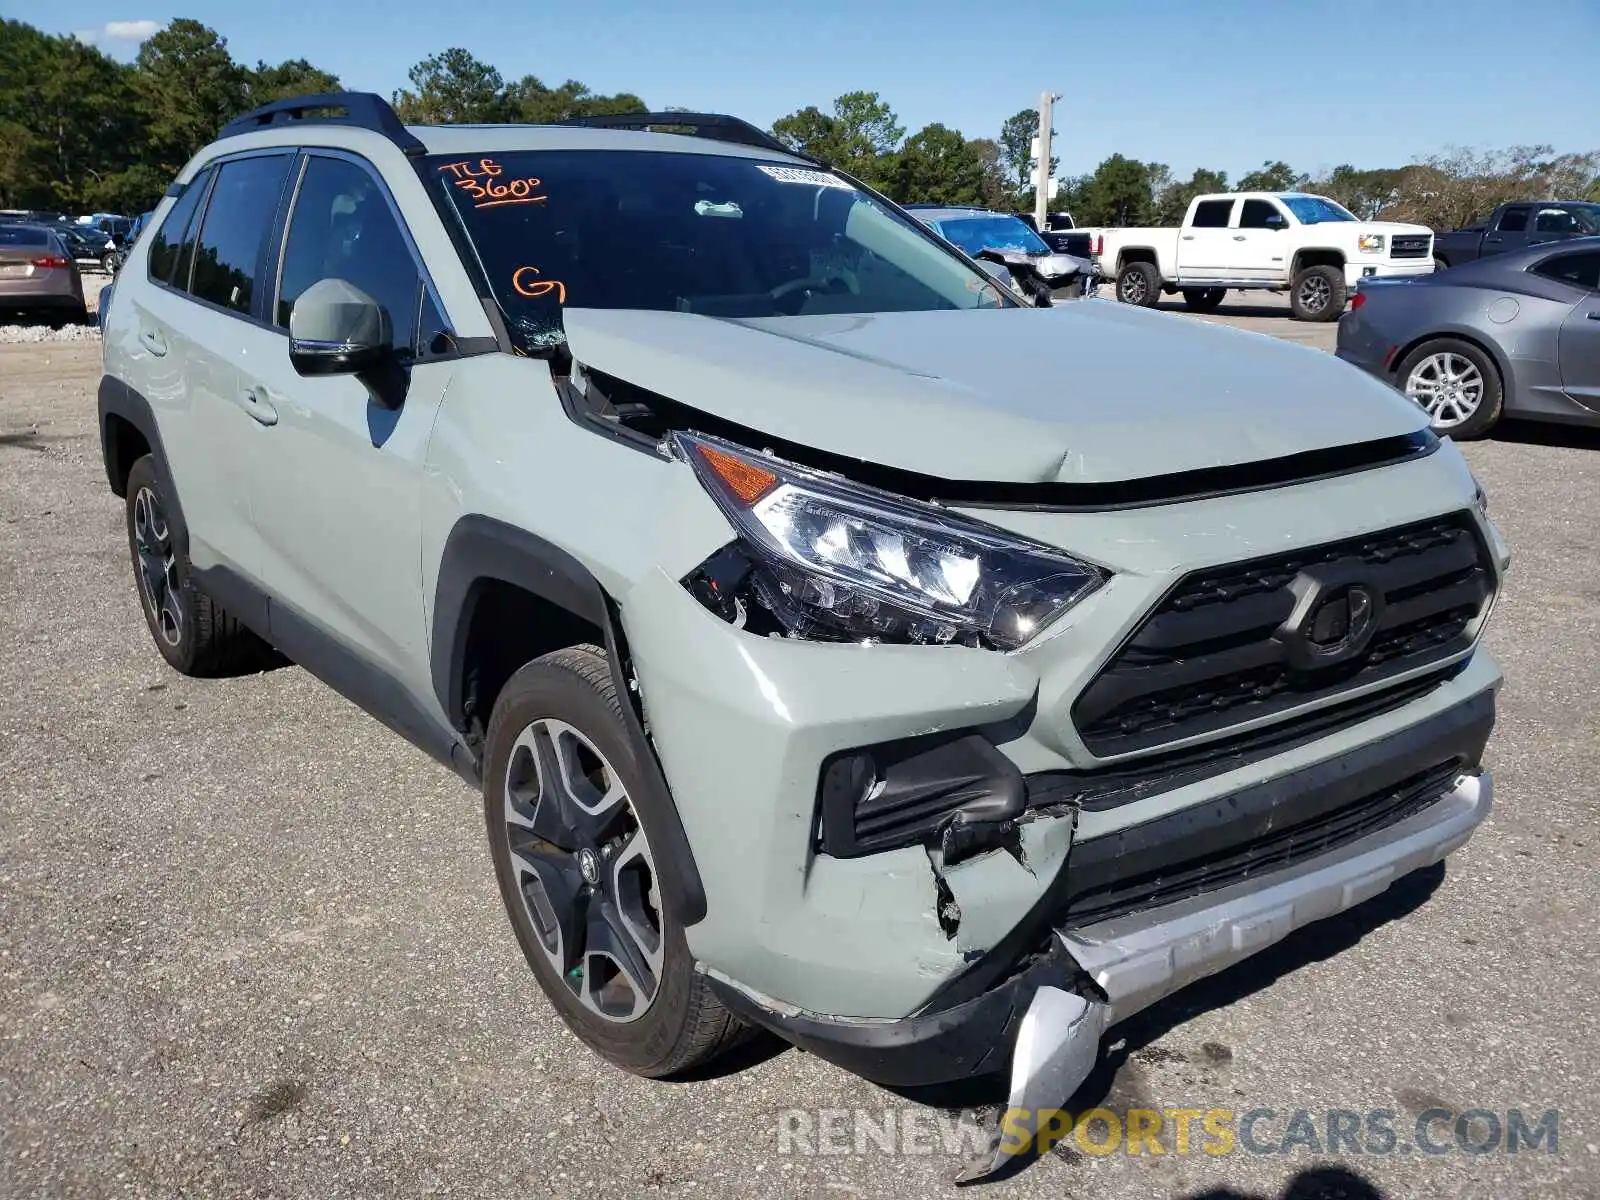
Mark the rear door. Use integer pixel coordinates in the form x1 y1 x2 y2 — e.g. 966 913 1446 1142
156 151 297 581
234 150 459 699
1480 205 1531 258
1175 198 1238 279
1231 198 1290 280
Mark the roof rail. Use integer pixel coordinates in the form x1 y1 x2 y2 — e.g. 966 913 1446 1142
556 112 807 160
218 91 426 157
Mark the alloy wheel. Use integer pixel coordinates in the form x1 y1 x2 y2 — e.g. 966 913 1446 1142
1404 352 1483 429
1119 272 1147 304
132 485 183 647
502 718 663 1023
1297 274 1331 314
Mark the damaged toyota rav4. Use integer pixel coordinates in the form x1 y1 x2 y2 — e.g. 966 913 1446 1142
98 95 1509 1178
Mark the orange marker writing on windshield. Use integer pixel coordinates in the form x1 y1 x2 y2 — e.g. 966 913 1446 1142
512 266 567 303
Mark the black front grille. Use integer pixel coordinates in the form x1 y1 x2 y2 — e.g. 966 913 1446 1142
1072 512 1492 757
1391 235 1431 259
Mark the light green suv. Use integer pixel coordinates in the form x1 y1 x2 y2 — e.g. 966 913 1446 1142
97 93 1509 1178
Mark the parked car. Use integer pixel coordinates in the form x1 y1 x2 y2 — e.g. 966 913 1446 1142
0 223 88 325
99 93 1508 1183
1433 201 1600 270
48 221 118 272
1337 237 1600 439
80 213 134 246
1018 210 1101 260
1098 192 1435 321
908 205 1096 296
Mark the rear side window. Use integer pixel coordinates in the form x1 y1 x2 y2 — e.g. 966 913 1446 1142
1532 250 1600 291
188 154 293 315
275 155 424 353
1190 200 1233 228
146 170 210 285
1495 207 1529 233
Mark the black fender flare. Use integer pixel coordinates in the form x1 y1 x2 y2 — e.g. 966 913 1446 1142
431 516 707 926
98 376 190 559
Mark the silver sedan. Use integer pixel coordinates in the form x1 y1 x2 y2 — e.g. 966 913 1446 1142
1336 236 1600 439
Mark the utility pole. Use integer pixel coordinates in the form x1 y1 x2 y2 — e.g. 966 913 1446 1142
1034 91 1059 231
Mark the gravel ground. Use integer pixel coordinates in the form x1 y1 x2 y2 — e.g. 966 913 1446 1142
1 310 1598 1199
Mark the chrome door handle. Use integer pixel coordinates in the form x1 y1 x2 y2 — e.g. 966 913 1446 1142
1232 235 1247 241
236 386 278 427
1181 235 1196 241
1587 311 1600 321
138 328 166 357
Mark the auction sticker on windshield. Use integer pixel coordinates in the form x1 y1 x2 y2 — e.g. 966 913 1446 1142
757 165 854 190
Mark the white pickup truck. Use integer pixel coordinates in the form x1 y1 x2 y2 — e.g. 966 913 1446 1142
1098 192 1435 321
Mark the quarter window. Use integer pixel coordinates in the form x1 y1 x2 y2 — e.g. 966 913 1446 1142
1190 199 1233 228
276 156 424 354
188 154 293 314
1531 250 1600 291
145 170 210 286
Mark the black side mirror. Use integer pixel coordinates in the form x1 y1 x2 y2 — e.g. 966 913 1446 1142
289 278 391 379
1265 214 1288 231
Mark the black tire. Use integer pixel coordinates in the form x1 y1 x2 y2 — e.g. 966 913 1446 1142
101 252 118 275
1289 264 1347 321
123 455 278 676
1393 337 1504 440
1116 260 1160 307
1182 287 1226 312
1432 255 1450 273
483 645 749 1079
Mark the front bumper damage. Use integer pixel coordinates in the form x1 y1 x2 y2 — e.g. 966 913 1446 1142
704 686 1496 1182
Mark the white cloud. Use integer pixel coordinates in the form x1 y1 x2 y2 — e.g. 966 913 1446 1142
75 19 163 49
104 19 162 39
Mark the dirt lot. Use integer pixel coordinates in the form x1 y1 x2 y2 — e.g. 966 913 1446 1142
2 310 1598 1199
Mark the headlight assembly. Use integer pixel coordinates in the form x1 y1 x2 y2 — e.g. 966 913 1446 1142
676 432 1106 650
1358 233 1385 253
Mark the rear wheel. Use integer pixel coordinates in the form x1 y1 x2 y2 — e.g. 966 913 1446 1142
1290 264 1347 321
1116 260 1160 307
1432 255 1450 273
484 646 749 1078
1394 338 1503 439
123 455 278 675
1182 287 1226 312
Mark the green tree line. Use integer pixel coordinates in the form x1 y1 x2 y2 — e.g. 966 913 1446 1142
3 17 1596 229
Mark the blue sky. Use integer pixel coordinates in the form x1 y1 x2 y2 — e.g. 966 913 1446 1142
22 0 1600 180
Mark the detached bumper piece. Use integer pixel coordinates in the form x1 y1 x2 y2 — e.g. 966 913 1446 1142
963 768 1491 1182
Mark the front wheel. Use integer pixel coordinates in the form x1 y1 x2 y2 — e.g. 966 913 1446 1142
1116 260 1160 307
1290 265 1347 321
484 646 749 1078
1394 338 1503 439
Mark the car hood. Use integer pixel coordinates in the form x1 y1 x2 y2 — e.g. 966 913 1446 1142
1361 221 1434 237
559 303 1428 484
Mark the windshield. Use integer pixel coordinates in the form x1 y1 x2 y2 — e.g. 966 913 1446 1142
433 150 1011 351
1278 195 1357 225
936 215 1052 257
